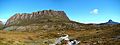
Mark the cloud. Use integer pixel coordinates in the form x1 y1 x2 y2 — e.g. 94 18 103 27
90 9 99 15
0 18 7 24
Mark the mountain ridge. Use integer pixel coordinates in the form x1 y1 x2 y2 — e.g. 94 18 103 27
5 10 70 27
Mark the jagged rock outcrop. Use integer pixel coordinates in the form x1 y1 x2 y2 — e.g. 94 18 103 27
5 10 70 27
4 10 82 31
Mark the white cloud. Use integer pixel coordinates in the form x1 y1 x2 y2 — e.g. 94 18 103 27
0 18 7 24
90 9 99 15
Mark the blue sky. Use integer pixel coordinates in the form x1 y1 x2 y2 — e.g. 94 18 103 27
0 0 120 23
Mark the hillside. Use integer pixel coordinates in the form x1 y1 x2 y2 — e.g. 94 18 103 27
0 24 120 45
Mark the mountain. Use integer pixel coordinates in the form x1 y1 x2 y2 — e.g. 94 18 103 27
106 19 120 24
4 10 83 31
5 10 70 27
99 19 120 25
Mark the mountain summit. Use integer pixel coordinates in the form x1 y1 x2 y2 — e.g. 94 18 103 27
108 19 113 22
106 19 120 24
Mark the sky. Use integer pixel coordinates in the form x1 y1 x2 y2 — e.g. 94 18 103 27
0 0 120 23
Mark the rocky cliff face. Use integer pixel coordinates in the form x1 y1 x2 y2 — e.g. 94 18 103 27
4 10 83 31
5 10 70 27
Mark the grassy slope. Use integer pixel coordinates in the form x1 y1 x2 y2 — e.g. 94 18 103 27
0 25 120 45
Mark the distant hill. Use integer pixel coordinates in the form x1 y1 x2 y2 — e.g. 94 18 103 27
106 19 120 24
99 19 120 25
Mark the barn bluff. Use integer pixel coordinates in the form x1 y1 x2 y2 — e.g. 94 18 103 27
4 10 82 31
